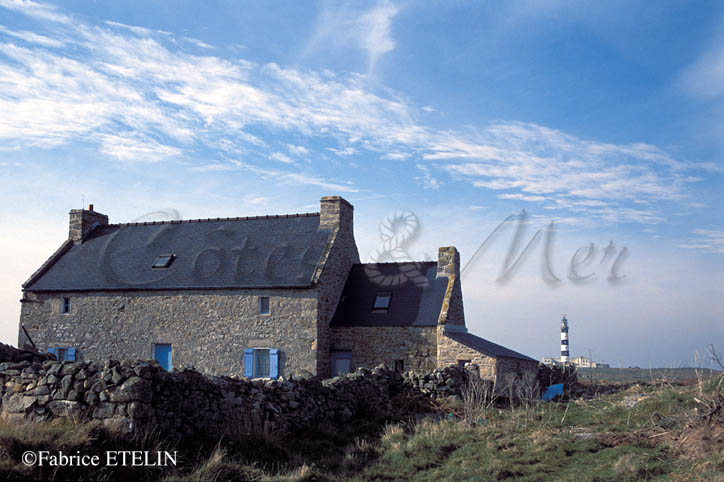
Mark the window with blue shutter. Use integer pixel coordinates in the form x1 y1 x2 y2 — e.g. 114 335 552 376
269 349 279 378
244 348 280 379
48 346 76 362
243 348 254 377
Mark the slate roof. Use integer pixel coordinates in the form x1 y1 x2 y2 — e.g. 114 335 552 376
24 213 331 291
444 331 537 362
330 262 448 327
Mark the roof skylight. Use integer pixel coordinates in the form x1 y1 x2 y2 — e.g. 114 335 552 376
152 254 174 269
372 291 391 312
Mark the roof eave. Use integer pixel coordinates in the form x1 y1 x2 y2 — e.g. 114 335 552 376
22 283 315 293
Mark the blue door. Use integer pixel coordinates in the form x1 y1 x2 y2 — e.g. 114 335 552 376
154 344 172 371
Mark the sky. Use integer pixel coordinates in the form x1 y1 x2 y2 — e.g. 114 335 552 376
0 0 722 368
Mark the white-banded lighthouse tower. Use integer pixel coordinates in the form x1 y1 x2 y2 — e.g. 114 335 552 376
560 315 569 363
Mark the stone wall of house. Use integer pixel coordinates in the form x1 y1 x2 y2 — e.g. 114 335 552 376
495 357 540 388
18 288 318 378
330 326 438 373
436 328 497 378
0 357 483 438
313 196 360 378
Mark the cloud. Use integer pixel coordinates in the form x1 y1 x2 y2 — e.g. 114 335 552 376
287 144 309 156
270 152 295 165
327 147 357 156
678 39 724 99
433 122 694 222
0 1 706 224
310 0 399 73
415 163 440 190
0 25 63 47
99 134 182 162
499 193 546 202
0 0 71 24
678 229 724 254
182 37 214 49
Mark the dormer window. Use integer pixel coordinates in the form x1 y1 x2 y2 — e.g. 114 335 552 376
152 254 174 269
372 291 391 312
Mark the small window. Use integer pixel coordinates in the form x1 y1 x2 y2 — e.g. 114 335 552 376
61 297 70 314
457 359 471 370
394 359 404 373
259 296 270 315
331 351 352 376
152 254 174 269
372 291 391 312
154 343 173 371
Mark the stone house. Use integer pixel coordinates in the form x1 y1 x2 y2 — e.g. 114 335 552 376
18 196 537 381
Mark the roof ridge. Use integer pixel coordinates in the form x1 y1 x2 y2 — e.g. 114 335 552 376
355 261 437 266
108 212 320 228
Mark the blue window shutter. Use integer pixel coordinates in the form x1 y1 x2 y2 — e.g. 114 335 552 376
243 348 254 377
67 348 76 361
48 347 56 356
269 349 279 379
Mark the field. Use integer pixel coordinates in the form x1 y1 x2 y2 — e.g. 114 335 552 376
576 367 722 384
1 371 722 481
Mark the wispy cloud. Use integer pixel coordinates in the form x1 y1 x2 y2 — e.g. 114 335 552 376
287 144 309 156
0 0 71 24
678 35 724 99
0 24 63 47
182 37 214 49
309 0 399 73
98 134 182 162
434 122 693 223
678 229 724 254
0 1 707 222
270 152 295 165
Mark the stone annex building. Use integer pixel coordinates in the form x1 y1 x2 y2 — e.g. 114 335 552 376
18 196 537 381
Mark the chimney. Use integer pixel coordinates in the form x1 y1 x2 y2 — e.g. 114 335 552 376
319 196 354 233
69 204 109 243
437 246 460 279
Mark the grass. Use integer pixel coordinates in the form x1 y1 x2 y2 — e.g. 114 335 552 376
577 367 722 384
1 375 722 481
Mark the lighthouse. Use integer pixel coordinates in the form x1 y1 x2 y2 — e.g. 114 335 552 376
560 315 569 364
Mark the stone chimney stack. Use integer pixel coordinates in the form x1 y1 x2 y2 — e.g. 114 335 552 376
69 204 109 243
319 196 354 233
437 246 461 279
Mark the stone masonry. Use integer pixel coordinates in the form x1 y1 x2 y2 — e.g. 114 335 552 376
19 289 318 377
313 197 360 378
0 354 476 437
330 326 438 373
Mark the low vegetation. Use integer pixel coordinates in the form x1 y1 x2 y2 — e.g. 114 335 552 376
1 370 722 481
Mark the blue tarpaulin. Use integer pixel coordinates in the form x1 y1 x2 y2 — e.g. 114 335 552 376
542 383 564 401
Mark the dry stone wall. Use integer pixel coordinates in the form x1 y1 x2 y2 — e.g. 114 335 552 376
0 353 483 437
